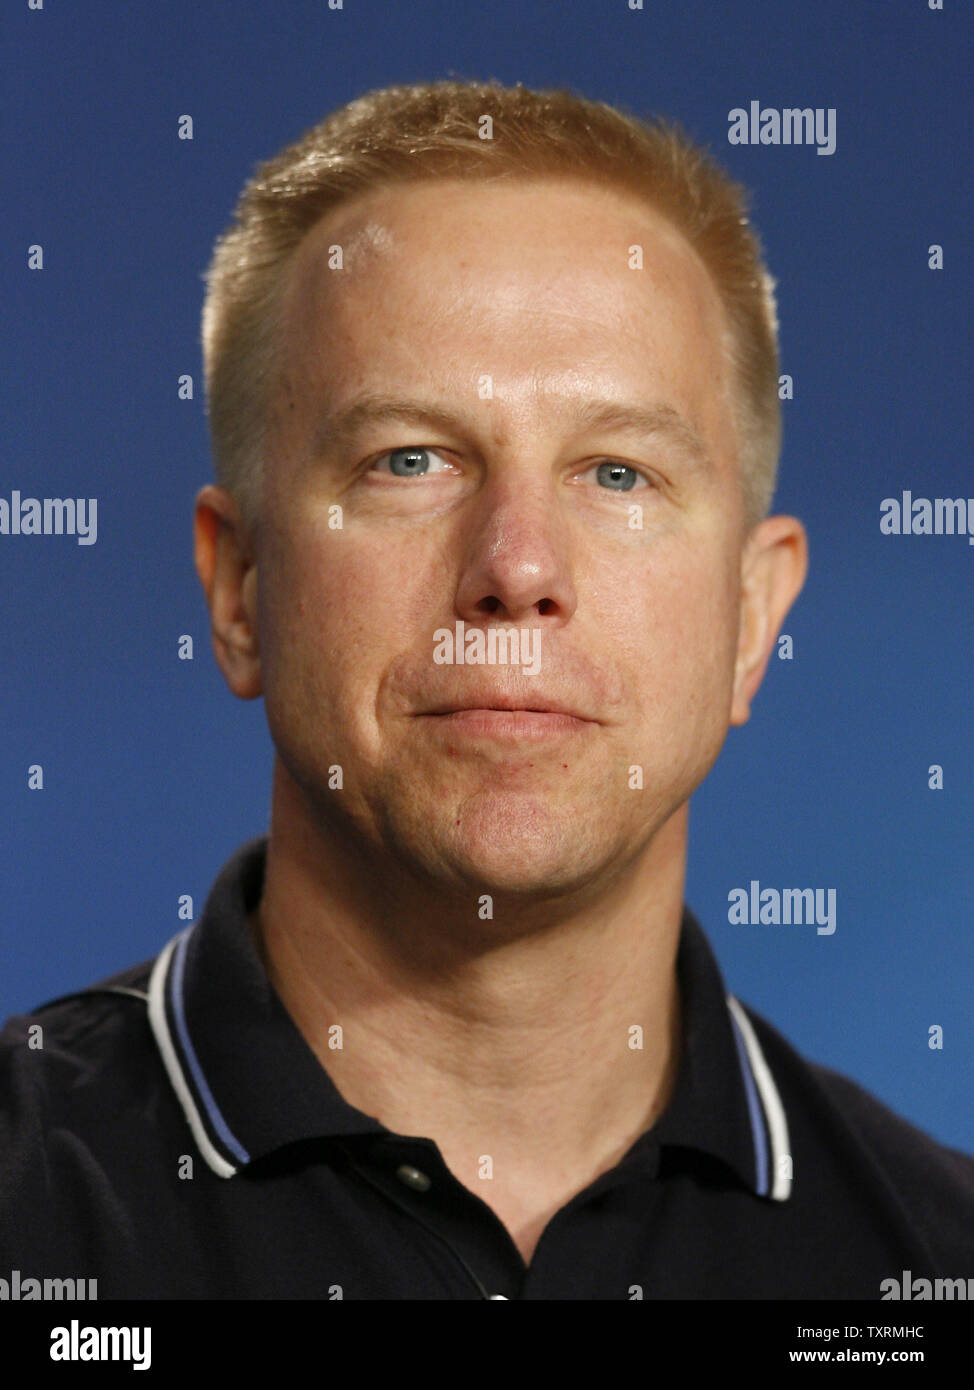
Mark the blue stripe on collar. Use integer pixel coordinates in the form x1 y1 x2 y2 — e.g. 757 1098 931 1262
727 994 792 1201
148 928 250 1178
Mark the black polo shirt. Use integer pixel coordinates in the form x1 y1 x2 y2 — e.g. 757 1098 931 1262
2 835 973 1300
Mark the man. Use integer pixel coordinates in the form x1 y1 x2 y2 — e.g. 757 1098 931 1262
2 79 972 1300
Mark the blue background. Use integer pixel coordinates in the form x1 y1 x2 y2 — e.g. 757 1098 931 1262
3 0 972 1152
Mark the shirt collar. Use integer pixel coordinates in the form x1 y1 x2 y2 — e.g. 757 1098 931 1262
148 836 790 1202
653 911 792 1201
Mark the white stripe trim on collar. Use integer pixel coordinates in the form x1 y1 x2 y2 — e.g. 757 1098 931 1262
726 994 792 1201
148 932 238 1179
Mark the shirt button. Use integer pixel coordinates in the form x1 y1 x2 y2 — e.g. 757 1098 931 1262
395 1163 432 1192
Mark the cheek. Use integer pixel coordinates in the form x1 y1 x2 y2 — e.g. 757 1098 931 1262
622 549 740 729
257 522 359 699
257 520 430 715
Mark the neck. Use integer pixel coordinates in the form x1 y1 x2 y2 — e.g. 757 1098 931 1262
252 760 688 1262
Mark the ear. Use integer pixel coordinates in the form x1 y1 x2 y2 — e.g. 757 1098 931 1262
730 514 808 726
193 485 262 699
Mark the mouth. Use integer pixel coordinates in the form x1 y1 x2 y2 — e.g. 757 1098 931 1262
422 692 594 718
416 701 596 740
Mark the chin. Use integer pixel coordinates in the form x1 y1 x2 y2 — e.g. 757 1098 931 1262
422 794 614 899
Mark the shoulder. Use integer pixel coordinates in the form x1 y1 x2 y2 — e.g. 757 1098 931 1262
1 956 156 1062
0 955 159 1110
0 960 164 1237
739 999 974 1264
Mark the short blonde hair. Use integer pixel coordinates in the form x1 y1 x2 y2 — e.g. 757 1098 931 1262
201 79 781 533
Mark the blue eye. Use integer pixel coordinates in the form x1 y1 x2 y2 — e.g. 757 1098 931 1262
389 447 431 477
371 446 454 478
594 462 644 491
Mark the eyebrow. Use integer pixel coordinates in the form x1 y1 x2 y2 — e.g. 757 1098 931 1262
314 393 714 474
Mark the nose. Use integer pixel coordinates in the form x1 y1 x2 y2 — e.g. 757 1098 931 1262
453 473 577 628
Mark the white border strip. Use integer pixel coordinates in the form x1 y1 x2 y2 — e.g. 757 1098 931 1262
726 995 792 1201
148 933 237 1180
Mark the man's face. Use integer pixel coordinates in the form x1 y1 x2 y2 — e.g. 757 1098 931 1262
252 177 751 897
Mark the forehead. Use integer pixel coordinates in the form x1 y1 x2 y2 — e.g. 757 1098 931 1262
275 177 734 434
